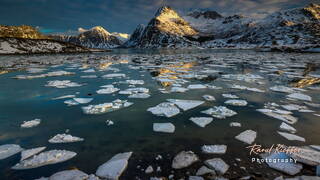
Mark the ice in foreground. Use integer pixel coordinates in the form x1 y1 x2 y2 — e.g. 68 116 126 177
279 122 297 133
167 99 204 111
277 132 305 142
204 158 229 175
235 130 257 144
153 123 175 133
82 99 133 115
287 93 312 102
189 117 213 128
289 146 320 166
172 151 199 169
224 99 248 106
20 119 41 128
20 147 46 161
49 134 84 143
48 170 90 180
45 80 82 88
95 152 132 179
0 144 23 160
201 145 227 154
262 152 302 175
12 150 77 170
147 102 180 118
201 106 237 119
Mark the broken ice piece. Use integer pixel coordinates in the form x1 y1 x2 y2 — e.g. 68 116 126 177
230 122 241 127
96 87 120 94
201 106 237 119
277 132 305 142
167 99 204 111
204 158 229 175
73 98 93 104
12 150 77 170
46 80 82 88
222 94 238 99
21 119 41 128
106 120 114 126
147 103 180 118
153 123 175 133
170 87 188 93
270 86 295 93
189 117 213 128
287 93 312 102
224 100 248 106
202 95 215 101
82 100 133 115
235 130 257 144
126 80 144 85
49 134 84 143
187 84 207 89
52 95 76 100
172 151 199 169
48 169 90 180
20 147 46 161
279 122 296 133
102 73 126 78
289 146 320 166
201 145 227 154
262 152 302 175
0 144 23 160
128 93 150 99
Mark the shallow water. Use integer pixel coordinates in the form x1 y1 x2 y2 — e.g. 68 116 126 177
0 49 319 179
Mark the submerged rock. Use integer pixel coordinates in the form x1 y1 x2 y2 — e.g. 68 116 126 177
204 158 229 175
201 145 227 154
189 117 213 128
147 102 180 118
172 151 199 169
278 131 305 142
12 150 77 170
20 147 46 161
224 99 248 106
201 106 237 119
167 99 204 111
0 144 23 160
95 152 132 180
49 134 84 143
153 123 175 133
235 130 257 144
21 119 41 128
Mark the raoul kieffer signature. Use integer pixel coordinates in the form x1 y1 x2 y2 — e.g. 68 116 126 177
246 144 301 155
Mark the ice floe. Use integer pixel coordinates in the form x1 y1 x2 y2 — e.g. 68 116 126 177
189 117 213 128
52 95 76 100
287 93 312 102
126 80 144 85
48 170 90 180
196 166 216 176
0 144 23 160
201 106 237 119
20 147 46 161
230 122 241 127
82 99 133 115
256 109 298 124
279 122 296 133
289 146 320 166
270 86 295 93
224 100 248 106
222 94 238 99
49 134 84 143
202 95 215 101
262 152 302 175
167 99 204 111
106 120 114 126
97 86 120 94
172 151 199 169
187 84 207 89
46 80 82 88
204 158 229 175
147 103 180 118
170 87 188 93
102 73 126 79
21 119 41 128
95 152 132 179
12 150 77 170
277 131 305 142
153 123 175 133
14 71 74 79
235 130 257 144
201 145 227 154
128 93 150 99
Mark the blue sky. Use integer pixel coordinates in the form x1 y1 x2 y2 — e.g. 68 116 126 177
0 0 317 34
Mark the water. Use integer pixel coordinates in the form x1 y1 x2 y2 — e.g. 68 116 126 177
0 49 319 179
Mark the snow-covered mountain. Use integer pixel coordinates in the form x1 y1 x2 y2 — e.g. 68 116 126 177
51 26 126 49
124 6 200 48
125 4 320 49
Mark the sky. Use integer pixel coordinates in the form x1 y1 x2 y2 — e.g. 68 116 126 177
0 0 317 34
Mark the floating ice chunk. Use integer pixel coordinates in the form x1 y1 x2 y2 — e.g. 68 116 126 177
21 119 41 128
270 86 295 93
95 152 132 179
287 93 312 102
289 146 320 166
231 84 247 90
189 176 204 180
262 152 302 175
196 166 216 176
49 170 89 180
26 68 46 74
147 103 180 118
106 120 114 126
201 106 237 119
167 99 204 111
207 85 222 90
279 122 296 133
189 117 213 128
256 109 298 124
102 73 126 79
0 144 23 160
153 123 175 133
49 134 84 143
46 80 82 88
82 69 95 73
170 87 188 93
20 147 46 161
14 71 74 79
81 75 98 78
73 98 93 104
100 84 115 88
201 145 227 154
281 104 309 111
224 100 247 106
12 150 77 170
126 80 144 85
204 158 229 175
145 165 154 174
119 88 149 95
222 94 238 99
97 87 120 94
246 88 265 93
64 99 79 106
230 122 241 127
202 95 215 101
172 151 199 169
187 84 207 89
277 132 305 142
222 74 263 83
128 93 150 99
52 95 75 100
310 145 320 151
235 130 257 144
82 100 133 115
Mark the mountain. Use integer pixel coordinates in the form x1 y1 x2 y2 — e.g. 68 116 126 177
0 25 47 39
124 6 199 48
187 10 223 20
51 26 125 49
0 37 90 55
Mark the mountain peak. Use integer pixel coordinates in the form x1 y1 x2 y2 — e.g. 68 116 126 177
188 10 223 19
155 6 174 17
90 26 111 35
